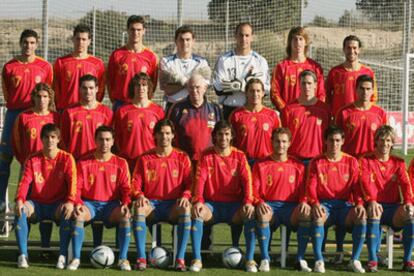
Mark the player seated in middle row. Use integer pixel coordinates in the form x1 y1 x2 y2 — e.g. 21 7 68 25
131 119 192 271
67 125 132 271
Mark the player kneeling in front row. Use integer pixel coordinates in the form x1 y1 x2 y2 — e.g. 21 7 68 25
190 121 257 272
361 125 414 272
14 123 76 269
252 127 312 272
131 119 192 271
67 126 132 271
308 125 366 273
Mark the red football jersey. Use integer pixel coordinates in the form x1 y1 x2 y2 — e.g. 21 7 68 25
336 104 387 157
270 58 325 111
15 150 77 204
53 54 105 110
360 153 413 204
131 148 192 201
114 102 164 168
409 158 414 184
12 110 59 164
252 156 306 204
307 153 361 205
326 64 377 117
107 46 158 103
2 57 53 109
230 106 281 160
76 153 131 206
282 100 331 160
61 103 113 159
192 147 254 204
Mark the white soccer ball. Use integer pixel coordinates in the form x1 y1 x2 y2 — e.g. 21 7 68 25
222 247 244 268
149 246 171 268
90 245 115 269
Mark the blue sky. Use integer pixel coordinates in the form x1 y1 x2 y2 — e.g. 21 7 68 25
0 0 356 23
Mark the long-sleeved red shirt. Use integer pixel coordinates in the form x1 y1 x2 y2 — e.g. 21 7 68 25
307 153 362 205
15 150 77 204
76 153 131 206
107 46 158 103
2 56 53 110
230 106 281 160
61 103 113 159
12 109 59 164
271 58 325 111
192 147 254 204
252 156 306 204
336 103 387 157
131 148 192 201
360 153 413 204
53 54 105 110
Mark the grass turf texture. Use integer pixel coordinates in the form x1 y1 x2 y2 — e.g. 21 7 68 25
0 149 413 275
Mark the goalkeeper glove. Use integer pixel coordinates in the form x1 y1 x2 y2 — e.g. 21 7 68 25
245 71 264 83
221 79 245 94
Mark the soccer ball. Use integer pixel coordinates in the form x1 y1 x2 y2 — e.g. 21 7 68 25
222 247 244 268
89 245 115 269
149 246 171 268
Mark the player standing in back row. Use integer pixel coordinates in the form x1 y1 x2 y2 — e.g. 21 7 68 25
213 22 269 119
271 26 325 112
108 15 158 111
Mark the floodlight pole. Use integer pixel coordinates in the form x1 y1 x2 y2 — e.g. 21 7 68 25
177 0 183 27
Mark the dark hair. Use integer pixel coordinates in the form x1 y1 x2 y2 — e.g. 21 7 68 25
343 35 362 49
174 25 195 41
20 29 39 44
40 123 60 139
235 22 253 35
286 26 309 57
94 125 114 139
153 119 175 136
356 74 374 89
128 73 154 99
31 83 56 112
127 15 146 29
245 78 264 93
212 120 234 144
299 69 317 82
271 127 292 141
79 74 98 87
323 125 345 141
73 24 92 39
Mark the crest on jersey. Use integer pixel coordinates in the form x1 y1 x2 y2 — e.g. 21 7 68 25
316 118 322 125
371 123 378 131
182 109 188 114
141 66 148 73
263 123 269 131
172 169 179 178
208 113 215 120
289 175 295 183
391 174 397 182
111 174 117 182
343 174 350 182
35 76 41 83
231 169 238 177
149 121 155 129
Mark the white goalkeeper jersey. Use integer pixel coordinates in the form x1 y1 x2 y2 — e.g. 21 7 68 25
160 54 209 103
213 50 270 107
